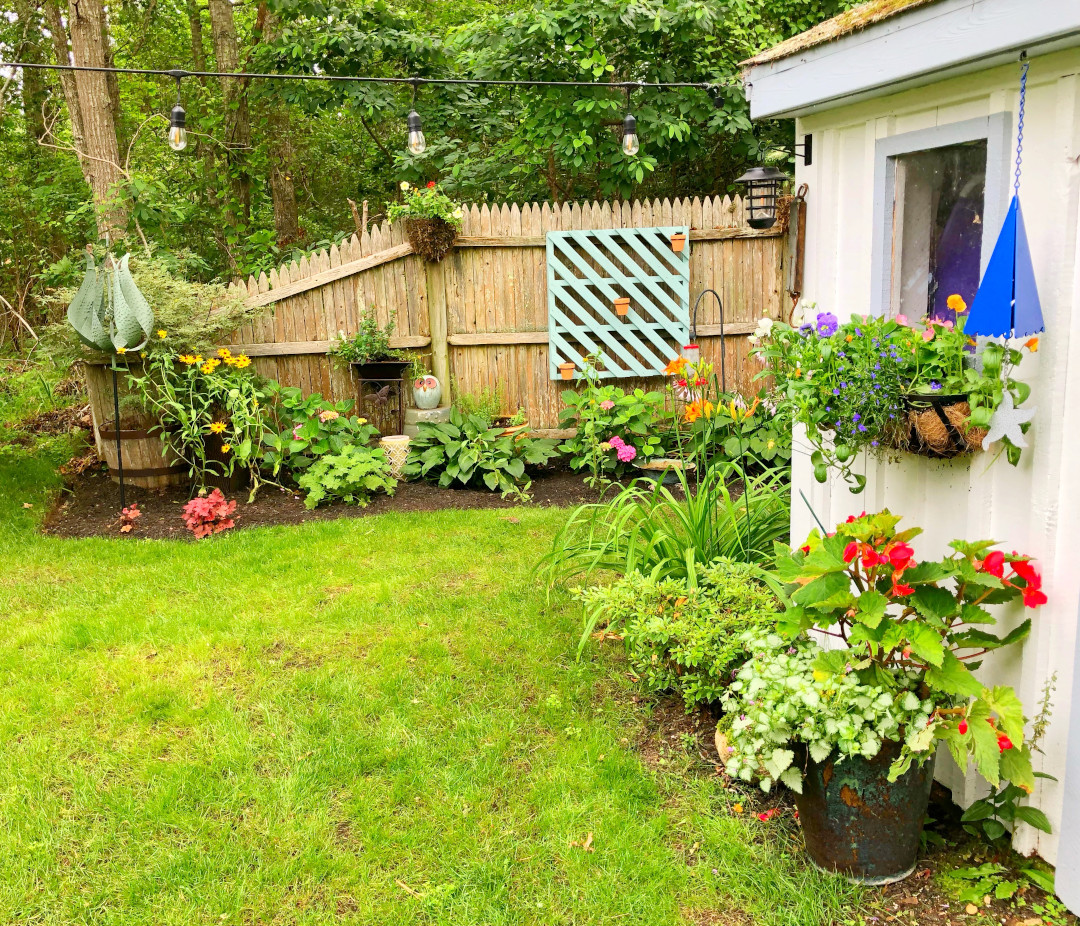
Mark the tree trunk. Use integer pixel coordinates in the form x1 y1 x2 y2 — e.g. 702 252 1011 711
259 10 300 247
186 0 208 76
206 0 253 221
65 0 127 241
42 0 84 153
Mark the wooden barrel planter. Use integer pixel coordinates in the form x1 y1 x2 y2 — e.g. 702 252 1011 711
84 361 188 489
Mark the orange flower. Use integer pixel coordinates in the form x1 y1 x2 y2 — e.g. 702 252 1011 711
946 294 968 313
1025 336 1039 352
663 356 687 376
684 400 714 423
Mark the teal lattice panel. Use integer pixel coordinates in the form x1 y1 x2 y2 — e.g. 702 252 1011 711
546 226 690 379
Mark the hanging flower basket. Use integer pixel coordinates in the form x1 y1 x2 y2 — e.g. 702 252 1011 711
891 393 987 459
406 217 458 262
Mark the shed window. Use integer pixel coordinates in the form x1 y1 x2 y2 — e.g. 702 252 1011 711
890 141 987 322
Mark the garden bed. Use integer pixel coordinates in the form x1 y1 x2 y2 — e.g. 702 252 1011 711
43 464 645 540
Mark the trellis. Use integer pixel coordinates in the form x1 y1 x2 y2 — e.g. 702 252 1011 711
546 226 691 378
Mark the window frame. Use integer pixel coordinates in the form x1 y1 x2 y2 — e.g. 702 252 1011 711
869 113 1013 318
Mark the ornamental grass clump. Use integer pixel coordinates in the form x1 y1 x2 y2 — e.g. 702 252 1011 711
723 509 1046 798
751 299 1035 490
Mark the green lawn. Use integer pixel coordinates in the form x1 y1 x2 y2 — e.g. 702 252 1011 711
0 396 861 925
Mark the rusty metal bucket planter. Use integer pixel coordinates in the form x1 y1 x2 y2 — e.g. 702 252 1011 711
793 741 934 885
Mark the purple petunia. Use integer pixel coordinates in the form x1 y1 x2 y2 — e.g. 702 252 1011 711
832 388 840 396
815 312 839 337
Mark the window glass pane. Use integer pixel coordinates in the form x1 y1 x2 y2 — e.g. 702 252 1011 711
890 140 986 322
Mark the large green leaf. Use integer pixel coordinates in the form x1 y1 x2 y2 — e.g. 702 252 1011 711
113 254 154 350
66 253 110 351
925 650 983 698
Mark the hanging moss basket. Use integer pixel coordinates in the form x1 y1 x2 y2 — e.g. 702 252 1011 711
890 394 987 458
406 218 458 262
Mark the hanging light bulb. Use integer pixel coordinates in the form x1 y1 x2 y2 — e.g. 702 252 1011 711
622 112 639 156
167 76 187 151
407 109 426 155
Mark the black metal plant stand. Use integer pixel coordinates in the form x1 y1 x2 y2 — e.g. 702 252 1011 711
351 360 411 435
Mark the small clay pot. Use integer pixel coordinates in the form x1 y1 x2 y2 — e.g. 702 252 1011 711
670 232 687 253
614 297 631 317
558 361 576 381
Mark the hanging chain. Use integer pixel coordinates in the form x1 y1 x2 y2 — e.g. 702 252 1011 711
1015 56 1028 196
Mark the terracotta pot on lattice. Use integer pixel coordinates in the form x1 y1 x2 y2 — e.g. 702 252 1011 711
406 217 458 261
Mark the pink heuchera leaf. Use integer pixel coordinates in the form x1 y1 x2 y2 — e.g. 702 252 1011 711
182 489 237 539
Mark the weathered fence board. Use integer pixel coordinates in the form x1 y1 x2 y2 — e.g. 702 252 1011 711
225 194 792 429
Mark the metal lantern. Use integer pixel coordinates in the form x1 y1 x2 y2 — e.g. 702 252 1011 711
736 166 788 230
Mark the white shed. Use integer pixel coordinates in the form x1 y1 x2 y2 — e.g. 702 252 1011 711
742 0 1080 888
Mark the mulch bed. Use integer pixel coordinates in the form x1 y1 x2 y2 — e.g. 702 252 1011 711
43 462 634 540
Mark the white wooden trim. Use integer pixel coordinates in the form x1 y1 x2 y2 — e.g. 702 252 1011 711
743 0 1080 119
868 113 1012 316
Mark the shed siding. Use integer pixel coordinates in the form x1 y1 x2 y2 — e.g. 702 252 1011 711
790 47 1080 862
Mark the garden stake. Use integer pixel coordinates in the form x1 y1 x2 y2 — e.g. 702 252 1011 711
691 288 752 556
111 363 126 510
799 489 828 534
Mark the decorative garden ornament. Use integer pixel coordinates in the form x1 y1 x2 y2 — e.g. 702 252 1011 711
966 59 1045 339
412 374 442 410
981 389 1035 451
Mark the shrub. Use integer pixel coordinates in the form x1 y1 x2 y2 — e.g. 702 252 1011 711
577 559 778 707
260 383 378 480
403 407 560 500
296 443 397 509
541 463 790 587
182 489 237 538
386 181 464 227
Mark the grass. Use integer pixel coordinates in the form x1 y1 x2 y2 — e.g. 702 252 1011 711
0 366 865 925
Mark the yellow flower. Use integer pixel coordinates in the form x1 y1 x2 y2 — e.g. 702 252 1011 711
217 347 232 359
234 354 251 369
356 417 367 425
209 421 227 434
732 803 744 815
193 355 203 364
140 351 147 358
1025 336 1039 352
221 443 232 454
946 293 967 313
158 329 168 339
116 347 126 355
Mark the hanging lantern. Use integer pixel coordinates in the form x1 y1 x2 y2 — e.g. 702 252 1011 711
736 166 788 230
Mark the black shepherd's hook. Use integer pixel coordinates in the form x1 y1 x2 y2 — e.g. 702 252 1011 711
690 288 727 394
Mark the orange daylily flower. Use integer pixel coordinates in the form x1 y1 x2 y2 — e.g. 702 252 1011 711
1025 337 1039 352
663 356 687 376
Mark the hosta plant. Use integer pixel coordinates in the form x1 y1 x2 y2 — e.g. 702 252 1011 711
403 407 560 500
296 443 396 509
729 509 1046 796
577 559 777 708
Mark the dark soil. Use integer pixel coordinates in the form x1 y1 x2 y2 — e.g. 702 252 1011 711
43 463 631 540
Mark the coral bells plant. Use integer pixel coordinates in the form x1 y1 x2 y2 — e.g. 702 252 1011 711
182 488 237 539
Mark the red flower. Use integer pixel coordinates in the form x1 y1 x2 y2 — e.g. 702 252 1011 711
1011 559 1041 586
958 720 968 735
426 180 437 188
997 734 1014 753
800 544 811 555
757 809 779 822
843 542 858 564
676 378 688 388
1022 586 1048 608
980 550 1005 577
888 543 915 570
890 582 914 597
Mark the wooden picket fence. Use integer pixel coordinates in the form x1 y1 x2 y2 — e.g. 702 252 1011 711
226 194 799 430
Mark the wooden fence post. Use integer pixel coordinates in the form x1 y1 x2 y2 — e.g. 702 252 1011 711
425 258 451 395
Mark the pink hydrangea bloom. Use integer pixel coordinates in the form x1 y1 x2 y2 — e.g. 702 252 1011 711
599 400 615 410
608 435 625 448
616 443 637 463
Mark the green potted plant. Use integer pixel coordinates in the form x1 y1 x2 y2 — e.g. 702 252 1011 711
387 181 464 262
329 308 410 382
720 510 1047 883
750 298 1036 491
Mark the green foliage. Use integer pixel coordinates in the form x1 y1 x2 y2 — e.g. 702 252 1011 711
296 441 397 508
577 559 777 709
127 345 267 492
386 181 464 226
719 632 930 793
768 510 1044 793
751 310 1035 489
327 307 400 365
403 406 560 499
260 383 379 480
542 463 791 588
65 252 154 353
558 356 667 484
453 382 505 427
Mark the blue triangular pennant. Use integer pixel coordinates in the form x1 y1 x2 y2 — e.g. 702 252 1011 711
966 195 1044 338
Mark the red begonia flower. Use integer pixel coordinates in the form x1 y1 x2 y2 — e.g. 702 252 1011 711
843 542 858 564
1022 586 1048 608
981 550 1005 577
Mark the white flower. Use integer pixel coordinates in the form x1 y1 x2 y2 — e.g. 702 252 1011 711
758 316 774 334
748 335 760 346
400 181 411 191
